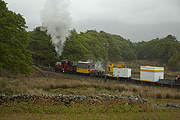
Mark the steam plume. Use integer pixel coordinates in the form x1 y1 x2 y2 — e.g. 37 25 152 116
41 0 71 56
88 60 105 71
95 61 105 71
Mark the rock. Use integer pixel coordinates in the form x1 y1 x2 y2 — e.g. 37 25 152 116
167 103 180 109
0 93 148 104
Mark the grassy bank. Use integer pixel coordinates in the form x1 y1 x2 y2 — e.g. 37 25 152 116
1 112 180 120
1 97 180 120
1 70 180 119
0 102 180 120
0 71 180 99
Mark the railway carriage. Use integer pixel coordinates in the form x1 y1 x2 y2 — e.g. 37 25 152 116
106 64 131 79
76 61 95 74
140 66 164 83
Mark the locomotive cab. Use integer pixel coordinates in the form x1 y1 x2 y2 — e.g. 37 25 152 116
55 60 76 73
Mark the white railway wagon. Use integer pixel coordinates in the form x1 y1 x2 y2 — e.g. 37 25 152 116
140 66 164 82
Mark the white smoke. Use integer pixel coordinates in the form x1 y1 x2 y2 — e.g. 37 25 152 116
41 0 72 56
95 61 105 71
87 59 105 71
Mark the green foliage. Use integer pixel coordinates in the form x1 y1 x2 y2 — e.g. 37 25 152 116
0 102 148 114
28 26 180 71
28 27 58 67
61 30 136 62
62 31 180 71
135 35 180 70
168 53 180 70
61 30 89 61
0 0 32 74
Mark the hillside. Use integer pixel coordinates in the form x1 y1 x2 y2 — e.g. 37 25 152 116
29 28 180 71
1 0 180 119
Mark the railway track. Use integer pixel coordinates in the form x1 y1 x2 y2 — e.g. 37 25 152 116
57 72 180 89
37 62 180 89
37 65 180 89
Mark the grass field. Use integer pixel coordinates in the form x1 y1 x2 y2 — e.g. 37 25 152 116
0 71 180 99
0 68 180 120
1 112 180 120
1 98 180 120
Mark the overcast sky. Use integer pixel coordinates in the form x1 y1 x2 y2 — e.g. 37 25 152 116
4 0 180 42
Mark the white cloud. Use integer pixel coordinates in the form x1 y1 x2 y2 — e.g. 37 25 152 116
71 0 180 24
3 0 180 41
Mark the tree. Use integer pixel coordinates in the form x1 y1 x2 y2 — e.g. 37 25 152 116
28 27 58 66
168 53 180 70
61 30 89 61
0 0 32 74
61 30 136 62
135 35 180 63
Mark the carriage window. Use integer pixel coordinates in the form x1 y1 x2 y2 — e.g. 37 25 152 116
77 63 95 69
